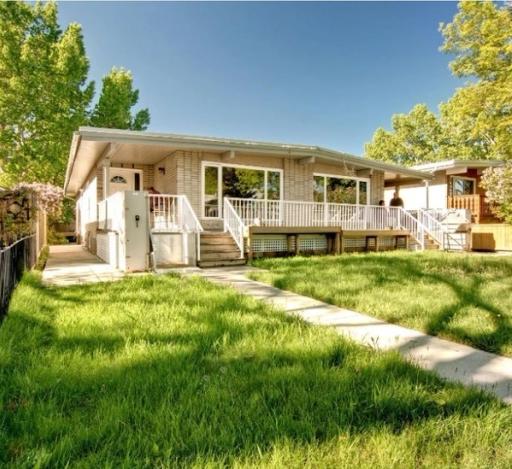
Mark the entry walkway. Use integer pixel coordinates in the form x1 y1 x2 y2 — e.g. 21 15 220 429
193 266 512 405
43 245 124 286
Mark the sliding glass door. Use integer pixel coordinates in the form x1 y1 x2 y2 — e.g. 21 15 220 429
203 163 282 218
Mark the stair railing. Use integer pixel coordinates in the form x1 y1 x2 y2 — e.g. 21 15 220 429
410 209 445 249
397 208 425 250
408 208 468 251
223 197 245 259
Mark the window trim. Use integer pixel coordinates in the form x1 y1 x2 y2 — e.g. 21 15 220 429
451 176 476 196
201 161 284 219
313 172 371 205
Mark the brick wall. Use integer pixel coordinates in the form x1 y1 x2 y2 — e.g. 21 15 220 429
155 151 387 213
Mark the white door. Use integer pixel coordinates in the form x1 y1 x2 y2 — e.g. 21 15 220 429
109 168 142 195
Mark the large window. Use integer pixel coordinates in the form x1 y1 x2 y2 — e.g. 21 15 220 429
203 164 282 217
452 177 475 196
313 174 369 205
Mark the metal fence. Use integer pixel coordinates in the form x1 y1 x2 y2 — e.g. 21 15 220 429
0 235 37 319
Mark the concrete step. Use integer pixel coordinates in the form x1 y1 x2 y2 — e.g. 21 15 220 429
198 258 247 268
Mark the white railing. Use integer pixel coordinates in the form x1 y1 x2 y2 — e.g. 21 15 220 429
223 198 245 258
416 208 469 251
423 208 471 224
148 194 203 234
227 198 406 231
148 194 203 263
397 209 425 249
409 209 444 248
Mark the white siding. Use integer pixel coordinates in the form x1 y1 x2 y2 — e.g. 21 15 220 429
77 175 97 243
385 183 447 210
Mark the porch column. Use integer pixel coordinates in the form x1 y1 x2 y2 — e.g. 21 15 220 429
424 180 430 209
103 157 111 201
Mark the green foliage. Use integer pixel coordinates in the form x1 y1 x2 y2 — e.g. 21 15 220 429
364 104 453 166
0 1 94 186
34 245 49 271
1 272 511 466
252 251 512 356
480 162 512 223
90 67 150 130
366 1 512 164
0 2 151 187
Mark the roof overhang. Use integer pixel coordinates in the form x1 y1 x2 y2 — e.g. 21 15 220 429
64 127 432 196
412 159 504 174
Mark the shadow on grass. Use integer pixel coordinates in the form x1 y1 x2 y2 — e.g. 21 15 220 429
0 273 505 466
253 253 512 356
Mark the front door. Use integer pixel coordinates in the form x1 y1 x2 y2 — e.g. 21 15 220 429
109 168 142 195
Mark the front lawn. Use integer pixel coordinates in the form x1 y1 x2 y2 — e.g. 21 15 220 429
1 273 512 467
251 251 512 357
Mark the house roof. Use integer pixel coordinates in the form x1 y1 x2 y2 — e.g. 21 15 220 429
412 159 504 173
64 127 432 195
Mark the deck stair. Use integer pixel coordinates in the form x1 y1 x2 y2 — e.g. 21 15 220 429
198 231 246 268
423 234 440 250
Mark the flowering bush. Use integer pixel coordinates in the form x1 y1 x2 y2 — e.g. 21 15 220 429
12 182 64 215
480 163 512 224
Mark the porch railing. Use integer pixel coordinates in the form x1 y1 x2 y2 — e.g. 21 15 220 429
227 198 408 230
226 197 431 250
223 198 245 258
148 194 203 234
423 208 471 224
448 194 494 223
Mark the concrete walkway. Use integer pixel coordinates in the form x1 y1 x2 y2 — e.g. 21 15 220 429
192 266 512 405
43 245 124 286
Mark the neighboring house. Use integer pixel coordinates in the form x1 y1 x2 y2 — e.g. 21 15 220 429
385 160 504 224
64 127 468 271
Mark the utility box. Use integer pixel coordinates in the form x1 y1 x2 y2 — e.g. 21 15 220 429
118 191 149 272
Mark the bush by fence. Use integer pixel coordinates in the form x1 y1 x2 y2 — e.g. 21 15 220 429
0 235 37 319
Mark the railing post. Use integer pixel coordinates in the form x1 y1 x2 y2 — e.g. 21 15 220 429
324 202 328 227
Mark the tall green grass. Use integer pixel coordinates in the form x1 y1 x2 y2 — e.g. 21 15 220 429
1 272 511 467
251 251 512 357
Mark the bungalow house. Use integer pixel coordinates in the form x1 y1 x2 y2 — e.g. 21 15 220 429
384 159 508 251
384 159 504 223
64 127 470 271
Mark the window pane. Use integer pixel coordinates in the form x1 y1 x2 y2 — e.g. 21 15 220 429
267 171 281 200
313 176 325 202
453 178 474 196
327 177 357 204
222 167 265 199
204 166 219 217
359 181 368 205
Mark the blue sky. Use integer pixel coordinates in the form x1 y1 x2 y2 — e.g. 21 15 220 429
58 1 462 155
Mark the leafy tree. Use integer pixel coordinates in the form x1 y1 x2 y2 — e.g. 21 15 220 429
0 1 94 186
366 1 512 164
90 67 150 130
364 104 452 166
480 163 512 223
439 0 512 160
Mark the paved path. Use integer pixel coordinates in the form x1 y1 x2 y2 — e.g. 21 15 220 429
191 266 512 405
43 245 124 286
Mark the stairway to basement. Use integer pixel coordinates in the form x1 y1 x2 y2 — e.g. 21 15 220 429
198 231 247 268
